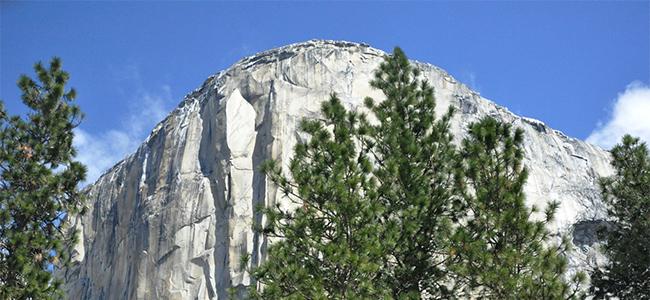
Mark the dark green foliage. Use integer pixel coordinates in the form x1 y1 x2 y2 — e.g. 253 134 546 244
450 117 584 299
361 47 460 298
0 58 86 299
251 94 391 299
252 48 581 299
590 135 650 299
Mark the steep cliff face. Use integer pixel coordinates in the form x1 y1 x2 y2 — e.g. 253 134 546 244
61 40 612 299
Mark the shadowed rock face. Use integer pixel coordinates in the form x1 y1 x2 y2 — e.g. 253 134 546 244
61 40 612 299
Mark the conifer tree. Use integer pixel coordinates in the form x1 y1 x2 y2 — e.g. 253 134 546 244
590 135 650 299
0 58 86 299
251 94 391 299
360 47 461 298
450 117 584 299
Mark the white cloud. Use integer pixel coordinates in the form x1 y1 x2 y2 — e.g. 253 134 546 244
468 72 479 91
74 85 172 185
587 81 650 149
461 71 481 93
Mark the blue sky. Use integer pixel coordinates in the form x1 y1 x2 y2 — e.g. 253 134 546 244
2 1 649 182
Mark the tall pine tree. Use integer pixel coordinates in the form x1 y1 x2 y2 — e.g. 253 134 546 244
0 58 86 299
590 135 650 299
450 117 584 299
251 94 391 299
360 47 461 298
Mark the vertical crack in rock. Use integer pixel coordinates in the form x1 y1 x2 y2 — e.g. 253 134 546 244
198 90 230 299
250 79 275 288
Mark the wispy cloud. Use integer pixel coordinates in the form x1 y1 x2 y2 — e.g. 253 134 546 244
74 65 173 185
468 71 479 91
462 70 481 93
586 81 650 149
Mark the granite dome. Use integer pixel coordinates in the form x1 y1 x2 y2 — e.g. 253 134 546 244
61 40 611 299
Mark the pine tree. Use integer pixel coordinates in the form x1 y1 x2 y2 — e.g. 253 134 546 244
450 117 584 299
590 135 650 299
251 94 391 299
0 58 86 299
360 47 461 298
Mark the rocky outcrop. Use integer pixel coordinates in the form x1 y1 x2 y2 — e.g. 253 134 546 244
61 40 612 299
